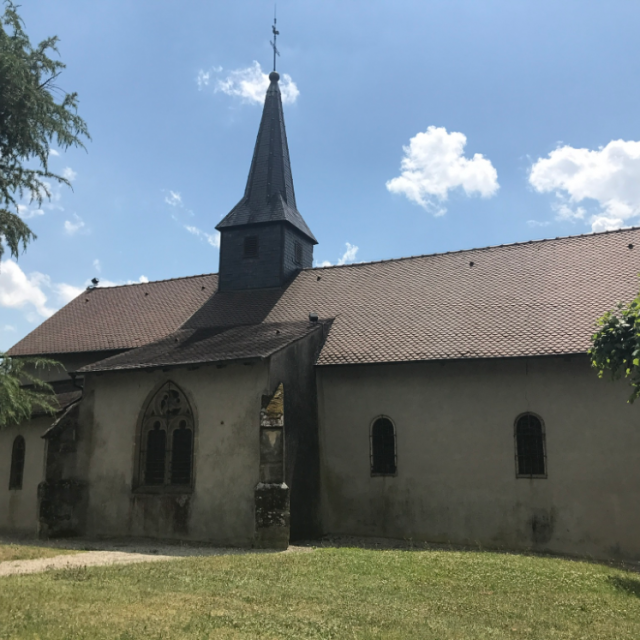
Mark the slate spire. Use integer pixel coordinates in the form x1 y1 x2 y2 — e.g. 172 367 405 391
215 71 317 243
216 68 317 291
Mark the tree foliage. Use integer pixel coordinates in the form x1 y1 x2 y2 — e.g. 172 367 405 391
0 353 61 428
589 292 640 403
0 0 90 259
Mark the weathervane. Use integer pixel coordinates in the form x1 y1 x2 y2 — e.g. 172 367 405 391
270 9 280 72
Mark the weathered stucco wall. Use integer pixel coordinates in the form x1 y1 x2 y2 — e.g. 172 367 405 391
80 362 268 544
0 416 50 535
317 356 640 561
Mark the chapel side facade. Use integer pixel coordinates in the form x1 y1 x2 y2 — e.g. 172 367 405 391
317 355 640 560
3 348 640 560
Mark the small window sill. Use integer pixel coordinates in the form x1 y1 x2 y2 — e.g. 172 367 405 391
132 485 193 495
516 474 547 480
370 472 398 478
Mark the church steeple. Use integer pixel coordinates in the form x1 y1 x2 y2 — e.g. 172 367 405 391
216 62 317 291
216 72 316 243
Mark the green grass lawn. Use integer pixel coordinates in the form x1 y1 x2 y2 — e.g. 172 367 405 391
1 547 639 639
0 543 80 563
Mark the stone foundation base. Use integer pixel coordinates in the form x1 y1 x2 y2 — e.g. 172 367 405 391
254 482 290 549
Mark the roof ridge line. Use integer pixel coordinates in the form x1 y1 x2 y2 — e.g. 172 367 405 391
91 272 218 291
306 226 640 271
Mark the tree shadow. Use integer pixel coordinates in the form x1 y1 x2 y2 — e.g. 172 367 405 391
609 575 640 598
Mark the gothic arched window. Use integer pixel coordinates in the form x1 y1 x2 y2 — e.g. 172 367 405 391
370 416 397 476
9 436 25 490
515 413 546 477
139 383 194 488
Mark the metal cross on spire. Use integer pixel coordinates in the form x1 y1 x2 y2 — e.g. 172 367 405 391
270 10 280 72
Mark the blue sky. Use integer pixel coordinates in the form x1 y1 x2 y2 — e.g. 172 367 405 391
3 0 640 350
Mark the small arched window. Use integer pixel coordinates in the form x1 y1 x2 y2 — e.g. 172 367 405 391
9 436 25 490
370 417 397 476
139 383 194 488
515 413 546 477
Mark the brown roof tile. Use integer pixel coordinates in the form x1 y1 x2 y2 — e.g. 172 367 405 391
9 228 640 366
7 274 217 357
79 320 325 372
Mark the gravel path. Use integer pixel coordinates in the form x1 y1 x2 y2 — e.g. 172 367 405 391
0 550 184 576
0 538 308 577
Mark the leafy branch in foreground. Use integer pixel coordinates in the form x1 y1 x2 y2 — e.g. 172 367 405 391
0 353 62 428
0 0 90 259
589 292 640 403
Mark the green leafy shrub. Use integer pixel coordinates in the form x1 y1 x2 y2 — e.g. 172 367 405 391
590 294 640 402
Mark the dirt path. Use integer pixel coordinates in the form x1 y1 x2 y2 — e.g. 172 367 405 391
0 539 310 577
0 550 183 576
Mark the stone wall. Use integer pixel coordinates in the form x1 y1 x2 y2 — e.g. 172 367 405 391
254 384 290 549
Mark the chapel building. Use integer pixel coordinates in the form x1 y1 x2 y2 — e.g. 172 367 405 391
2 70 640 560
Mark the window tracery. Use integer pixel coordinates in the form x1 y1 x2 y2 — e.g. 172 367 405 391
138 383 194 488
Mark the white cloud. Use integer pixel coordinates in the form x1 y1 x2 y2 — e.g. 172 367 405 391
39 180 64 212
553 201 586 222
62 167 77 182
526 220 552 228
386 126 499 215
315 242 359 267
49 149 60 157
64 214 86 235
529 139 640 232
198 61 299 105
338 242 359 265
17 203 44 219
196 70 210 89
0 260 83 320
165 191 216 246
196 65 222 89
16 178 61 219
55 282 84 304
164 190 182 207
185 225 220 248
3 325 16 332
0 262 53 318
15 165 77 220
95 275 149 287
93 259 101 273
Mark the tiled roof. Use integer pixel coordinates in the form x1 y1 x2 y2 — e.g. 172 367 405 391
31 379 82 417
215 73 317 243
9 228 640 367
79 321 325 372
7 274 217 356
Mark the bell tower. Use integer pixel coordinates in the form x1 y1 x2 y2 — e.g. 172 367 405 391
216 40 317 291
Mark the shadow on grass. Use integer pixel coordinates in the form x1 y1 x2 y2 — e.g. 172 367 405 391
609 576 640 598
